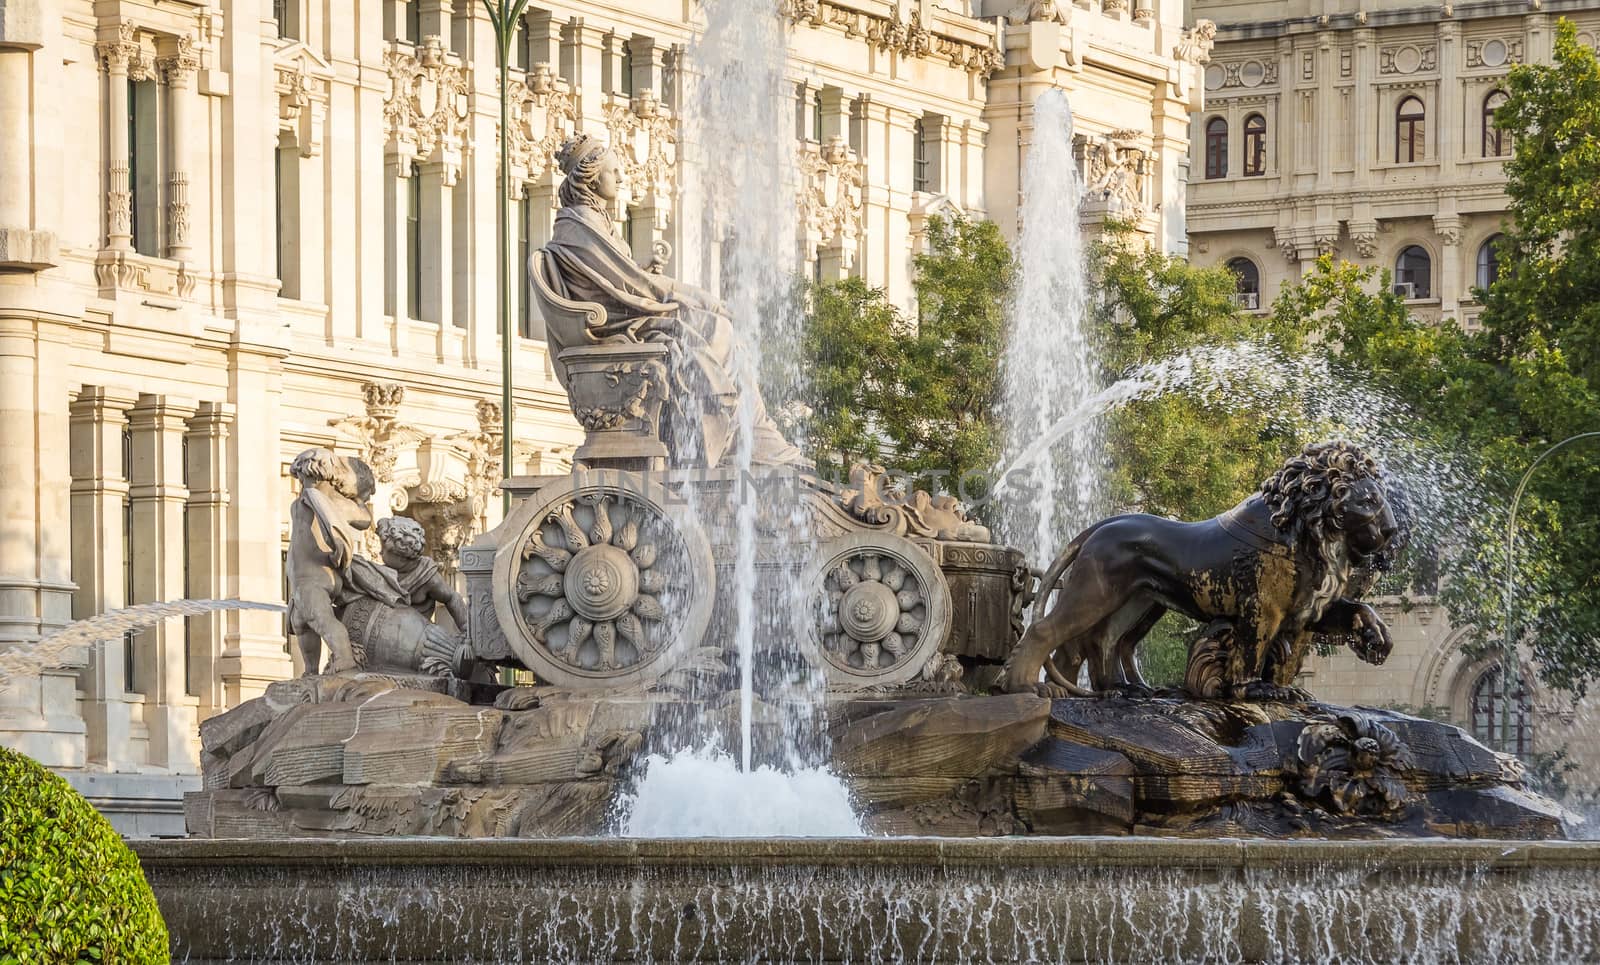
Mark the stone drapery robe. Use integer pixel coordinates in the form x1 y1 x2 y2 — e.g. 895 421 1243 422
540 204 805 469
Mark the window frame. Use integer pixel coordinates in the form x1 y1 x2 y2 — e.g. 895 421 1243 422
1394 244 1432 299
1242 113 1267 177
1396 96 1426 164
1204 116 1228 180
1482 89 1510 157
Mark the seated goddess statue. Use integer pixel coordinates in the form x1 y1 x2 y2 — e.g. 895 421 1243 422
537 133 807 470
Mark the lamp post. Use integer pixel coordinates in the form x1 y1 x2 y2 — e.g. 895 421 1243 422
482 0 533 516
1499 431 1600 751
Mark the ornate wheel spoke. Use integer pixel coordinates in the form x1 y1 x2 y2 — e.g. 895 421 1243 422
802 532 952 689
495 477 713 688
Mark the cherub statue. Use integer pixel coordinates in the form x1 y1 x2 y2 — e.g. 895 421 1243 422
286 448 406 675
375 516 470 633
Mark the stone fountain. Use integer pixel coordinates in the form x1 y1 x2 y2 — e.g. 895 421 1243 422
182 136 1568 847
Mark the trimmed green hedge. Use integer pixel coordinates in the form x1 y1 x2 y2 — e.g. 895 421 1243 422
0 746 168 962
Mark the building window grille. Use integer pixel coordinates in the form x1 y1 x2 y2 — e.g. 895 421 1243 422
1394 245 1431 299
1471 665 1531 756
1243 114 1267 177
1204 117 1227 179
1483 90 1511 157
1226 258 1261 310
406 162 422 321
1477 234 1504 290
1396 96 1426 163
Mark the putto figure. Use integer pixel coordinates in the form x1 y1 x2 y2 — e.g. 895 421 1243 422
285 448 405 675
534 133 806 469
1002 441 1403 701
376 515 470 632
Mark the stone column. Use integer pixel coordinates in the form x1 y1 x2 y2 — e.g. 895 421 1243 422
159 38 199 264
561 17 607 128
70 386 140 768
627 36 667 99
97 29 138 252
185 403 234 721
854 94 894 296
883 102 919 313
126 393 199 771
419 0 453 49
1436 21 1458 178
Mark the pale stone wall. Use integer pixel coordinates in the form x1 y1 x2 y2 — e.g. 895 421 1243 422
1 0 1201 833
1187 0 1600 324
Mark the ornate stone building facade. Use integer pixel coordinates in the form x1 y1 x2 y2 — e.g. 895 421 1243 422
0 0 1205 833
1187 0 1600 324
1188 0 1600 784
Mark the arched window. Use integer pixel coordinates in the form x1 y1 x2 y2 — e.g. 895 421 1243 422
1396 96 1426 163
1226 257 1261 309
1204 117 1228 180
1482 90 1510 157
1470 665 1531 755
1476 234 1504 290
1243 114 1267 177
1394 245 1431 299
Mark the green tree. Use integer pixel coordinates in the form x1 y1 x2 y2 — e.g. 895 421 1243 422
795 215 1013 490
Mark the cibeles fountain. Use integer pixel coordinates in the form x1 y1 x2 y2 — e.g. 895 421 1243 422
138 10 1600 959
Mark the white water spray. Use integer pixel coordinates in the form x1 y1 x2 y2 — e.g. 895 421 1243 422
997 89 1099 566
621 748 862 837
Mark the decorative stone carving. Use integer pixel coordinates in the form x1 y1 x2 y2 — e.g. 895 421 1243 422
286 448 472 679
275 44 333 158
1295 712 1411 816
560 345 671 472
492 475 715 689
839 465 991 542
1315 232 1340 257
329 382 427 486
1433 215 1464 247
798 136 863 263
603 89 675 207
804 532 953 689
1350 222 1380 258
383 36 470 184
1079 131 1151 219
502 65 577 197
447 399 506 520
781 1 1001 78
1467 37 1523 68
1379 43 1437 75
1173 19 1217 66
1007 0 1069 25
1274 226 1302 261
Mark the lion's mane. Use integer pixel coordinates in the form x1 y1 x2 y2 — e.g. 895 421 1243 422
1260 441 1385 622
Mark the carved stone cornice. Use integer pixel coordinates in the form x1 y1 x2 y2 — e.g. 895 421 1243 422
383 36 470 184
783 0 1002 78
798 136 864 259
603 89 674 206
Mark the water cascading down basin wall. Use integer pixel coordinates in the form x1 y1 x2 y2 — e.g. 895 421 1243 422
136 836 1600 962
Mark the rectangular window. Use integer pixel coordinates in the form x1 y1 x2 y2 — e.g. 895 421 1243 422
129 79 161 257
405 0 421 45
795 85 807 140
275 146 301 298
274 0 298 40
913 116 941 193
812 92 823 143
514 19 529 71
123 495 135 692
407 163 422 320
620 43 634 96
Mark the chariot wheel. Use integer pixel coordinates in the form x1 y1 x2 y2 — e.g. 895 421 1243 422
493 474 714 689
801 532 952 688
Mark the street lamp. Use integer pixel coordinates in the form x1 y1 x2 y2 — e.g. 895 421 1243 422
482 0 533 515
1499 430 1600 752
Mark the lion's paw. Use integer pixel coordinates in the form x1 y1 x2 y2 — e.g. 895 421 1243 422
1233 680 1314 704
1034 682 1080 699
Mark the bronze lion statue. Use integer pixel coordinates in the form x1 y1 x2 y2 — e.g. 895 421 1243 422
1000 441 1403 701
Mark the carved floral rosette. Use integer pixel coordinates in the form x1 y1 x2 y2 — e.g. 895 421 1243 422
493 475 714 689
1295 712 1412 817
800 532 952 689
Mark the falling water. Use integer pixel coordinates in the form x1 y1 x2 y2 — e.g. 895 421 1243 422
997 89 1099 566
620 0 856 834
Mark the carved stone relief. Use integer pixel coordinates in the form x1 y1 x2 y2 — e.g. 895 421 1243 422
603 89 676 207
383 36 470 184
1078 131 1152 220
274 43 333 158
798 136 864 262
1379 44 1437 75
1466 38 1522 69
502 65 577 197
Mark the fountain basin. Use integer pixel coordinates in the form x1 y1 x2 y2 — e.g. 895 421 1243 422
136 836 1600 962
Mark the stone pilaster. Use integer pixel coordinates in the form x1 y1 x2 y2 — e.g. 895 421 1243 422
185 403 234 721
70 385 140 768
126 393 199 772
0 0 56 270
1434 212 1464 317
